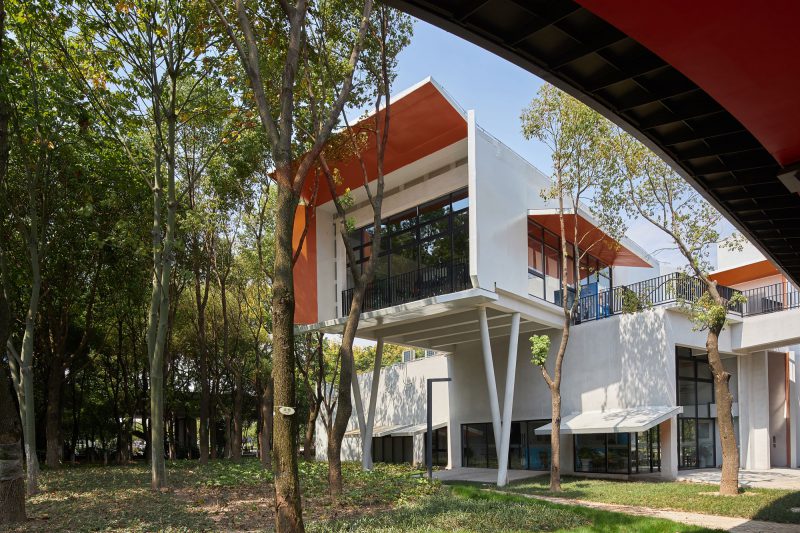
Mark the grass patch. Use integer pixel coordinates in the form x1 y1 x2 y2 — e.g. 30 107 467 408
4 461 732 532
496 476 800 524
9 459 434 532
310 485 720 532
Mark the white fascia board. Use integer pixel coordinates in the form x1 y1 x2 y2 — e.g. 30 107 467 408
294 287 498 335
534 406 683 435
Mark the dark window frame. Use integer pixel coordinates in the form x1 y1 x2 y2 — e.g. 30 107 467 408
346 188 469 290
676 346 717 470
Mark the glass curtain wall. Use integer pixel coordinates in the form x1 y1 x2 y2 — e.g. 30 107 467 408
346 188 469 289
462 420 552 471
676 347 716 469
527 219 612 306
574 427 661 474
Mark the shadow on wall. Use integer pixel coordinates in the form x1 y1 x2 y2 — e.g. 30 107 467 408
618 308 673 409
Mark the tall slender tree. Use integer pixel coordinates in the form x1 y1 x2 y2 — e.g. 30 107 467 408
615 132 743 495
521 85 624 491
209 1 374 529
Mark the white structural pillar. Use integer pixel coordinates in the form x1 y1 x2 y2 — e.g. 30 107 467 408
497 312 521 487
477 307 502 461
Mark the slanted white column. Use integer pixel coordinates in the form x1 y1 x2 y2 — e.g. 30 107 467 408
477 307 502 462
497 312 521 487
362 337 384 470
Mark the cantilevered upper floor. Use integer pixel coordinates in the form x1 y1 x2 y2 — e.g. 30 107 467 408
292 78 656 339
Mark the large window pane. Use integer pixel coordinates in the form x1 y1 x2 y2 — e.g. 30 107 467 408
678 358 695 378
525 421 551 471
575 434 606 473
544 246 560 303
696 382 713 418
680 419 698 468
697 420 715 468
607 433 630 473
463 423 488 468
509 423 524 470
420 235 452 267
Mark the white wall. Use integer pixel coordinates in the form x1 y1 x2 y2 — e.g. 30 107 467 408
717 237 766 271
468 112 551 297
315 354 450 463
738 351 771 469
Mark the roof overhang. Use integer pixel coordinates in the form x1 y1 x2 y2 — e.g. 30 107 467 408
344 421 446 438
300 78 468 206
710 259 780 287
385 1 800 286
535 405 682 435
528 208 653 268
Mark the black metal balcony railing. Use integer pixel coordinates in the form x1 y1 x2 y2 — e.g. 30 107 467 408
572 272 800 324
341 260 470 316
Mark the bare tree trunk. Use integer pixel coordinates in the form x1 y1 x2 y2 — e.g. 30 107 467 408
328 294 362 496
549 385 561 492
18 259 40 494
707 326 739 495
0 361 25 524
303 401 319 461
0 240 25 523
232 380 243 461
271 183 304 531
45 360 63 468
260 375 273 468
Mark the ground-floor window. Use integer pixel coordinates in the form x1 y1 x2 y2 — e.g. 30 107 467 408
461 420 551 470
678 418 716 469
424 427 448 467
574 427 661 474
676 346 717 469
372 436 413 464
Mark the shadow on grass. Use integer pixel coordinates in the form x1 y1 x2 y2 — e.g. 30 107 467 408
751 490 800 524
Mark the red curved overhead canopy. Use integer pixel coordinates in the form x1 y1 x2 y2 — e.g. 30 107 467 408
385 0 800 285
577 1 800 167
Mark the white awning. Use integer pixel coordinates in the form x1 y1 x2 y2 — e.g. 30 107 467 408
344 424 414 438
344 422 447 438
534 406 682 435
392 421 447 437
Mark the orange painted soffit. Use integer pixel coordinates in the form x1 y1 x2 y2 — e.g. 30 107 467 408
529 213 651 268
710 259 780 287
300 81 467 205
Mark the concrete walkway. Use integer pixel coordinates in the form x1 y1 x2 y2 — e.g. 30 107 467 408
678 468 800 490
509 492 800 532
433 467 546 483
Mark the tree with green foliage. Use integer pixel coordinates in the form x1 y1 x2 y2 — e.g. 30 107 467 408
615 132 744 496
209 1 376 528
521 84 624 491
316 3 412 480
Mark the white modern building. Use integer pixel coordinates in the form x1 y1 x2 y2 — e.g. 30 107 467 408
293 79 800 483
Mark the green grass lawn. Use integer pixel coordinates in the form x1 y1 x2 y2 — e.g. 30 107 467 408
5 459 724 532
311 484 720 532
493 475 800 524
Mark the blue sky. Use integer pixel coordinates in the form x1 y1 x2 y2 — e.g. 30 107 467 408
389 19 736 270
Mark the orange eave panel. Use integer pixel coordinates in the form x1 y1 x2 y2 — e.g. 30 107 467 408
299 81 468 205
710 259 779 287
529 213 651 268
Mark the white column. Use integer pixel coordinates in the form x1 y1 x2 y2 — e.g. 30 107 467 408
660 417 678 480
477 307 502 463
497 312 521 487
